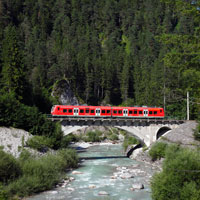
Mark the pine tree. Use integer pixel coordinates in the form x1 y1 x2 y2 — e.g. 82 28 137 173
1 25 25 101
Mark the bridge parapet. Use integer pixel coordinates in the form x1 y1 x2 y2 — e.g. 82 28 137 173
49 117 185 127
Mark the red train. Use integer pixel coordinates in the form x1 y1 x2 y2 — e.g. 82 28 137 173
51 105 164 118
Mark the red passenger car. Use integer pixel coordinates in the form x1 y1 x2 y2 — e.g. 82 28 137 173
51 105 164 118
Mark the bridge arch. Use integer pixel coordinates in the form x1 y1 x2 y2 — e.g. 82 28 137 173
156 126 171 140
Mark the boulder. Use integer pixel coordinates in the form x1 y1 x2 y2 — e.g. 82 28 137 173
72 171 83 175
98 191 109 196
131 183 144 190
89 184 96 189
67 187 75 191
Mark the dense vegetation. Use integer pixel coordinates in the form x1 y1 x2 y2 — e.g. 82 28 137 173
0 1 199 199
151 144 200 200
123 135 139 151
0 0 199 122
0 149 78 199
149 142 168 161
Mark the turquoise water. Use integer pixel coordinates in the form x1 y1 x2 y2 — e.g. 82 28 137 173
28 144 154 200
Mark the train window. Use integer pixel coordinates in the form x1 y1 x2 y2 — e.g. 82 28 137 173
129 110 133 114
107 110 110 114
63 109 67 113
80 109 84 113
86 109 89 113
154 111 157 115
91 110 94 113
96 110 100 113
160 109 162 112
134 110 137 114
113 110 117 114
57 107 60 110
118 110 122 114
149 111 152 114
102 110 105 114
69 109 72 113
139 111 143 114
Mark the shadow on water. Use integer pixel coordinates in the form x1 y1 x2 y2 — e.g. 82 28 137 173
79 155 127 160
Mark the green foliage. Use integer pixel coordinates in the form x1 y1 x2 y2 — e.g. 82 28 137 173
0 92 63 149
0 149 78 198
149 142 168 161
1 25 26 101
123 136 139 151
0 150 21 184
193 122 200 141
84 130 103 142
26 136 53 152
151 145 200 200
107 133 118 141
0 0 199 121
0 183 8 200
61 134 78 148
57 149 78 169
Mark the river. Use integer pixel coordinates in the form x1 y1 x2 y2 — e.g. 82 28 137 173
28 143 155 200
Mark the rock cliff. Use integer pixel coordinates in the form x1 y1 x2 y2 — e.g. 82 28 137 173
51 79 79 105
0 127 32 158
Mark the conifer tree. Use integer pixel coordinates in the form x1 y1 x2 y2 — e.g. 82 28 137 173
1 25 25 101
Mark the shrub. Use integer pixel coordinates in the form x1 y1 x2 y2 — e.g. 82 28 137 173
108 134 118 141
0 183 8 200
0 93 63 150
85 131 103 142
123 136 139 151
61 134 78 148
0 150 21 183
151 145 200 200
7 149 78 197
149 142 168 161
193 122 200 141
26 136 53 152
57 149 78 169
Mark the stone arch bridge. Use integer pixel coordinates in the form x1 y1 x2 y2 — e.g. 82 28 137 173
49 117 185 147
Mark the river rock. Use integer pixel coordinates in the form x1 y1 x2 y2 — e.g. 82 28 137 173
89 184 96 189
48 191 58 194
69 177 75 181
67 187 75 191
98 191 109 196
72 170 83 175
120 173 134 179
110 176 117 179
131 183 144 190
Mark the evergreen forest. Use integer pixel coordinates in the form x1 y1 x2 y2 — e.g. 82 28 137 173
0 1 200 199
0 0 199 123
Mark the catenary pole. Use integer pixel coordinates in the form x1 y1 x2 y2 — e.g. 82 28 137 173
187 91 189 120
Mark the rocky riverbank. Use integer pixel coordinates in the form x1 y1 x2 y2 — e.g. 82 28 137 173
130 120 198 171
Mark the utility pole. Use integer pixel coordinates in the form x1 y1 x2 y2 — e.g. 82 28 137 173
187 91 189 120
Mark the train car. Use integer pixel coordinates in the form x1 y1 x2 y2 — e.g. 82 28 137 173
51 105 164 118
111 106 164 118
51 105 112 117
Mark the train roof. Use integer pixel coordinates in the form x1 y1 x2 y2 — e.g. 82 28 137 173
53 105 163 109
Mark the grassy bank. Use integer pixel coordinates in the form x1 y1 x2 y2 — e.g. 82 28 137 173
0 149 78 200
